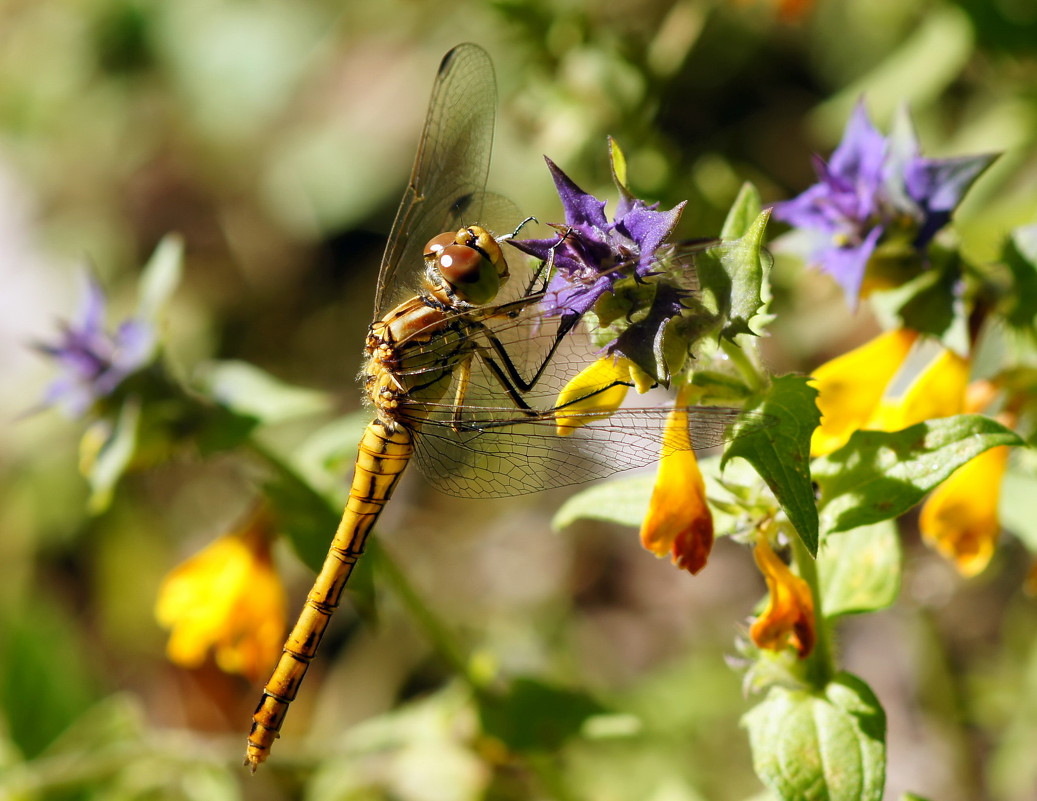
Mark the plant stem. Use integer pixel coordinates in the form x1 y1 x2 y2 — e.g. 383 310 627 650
720 336 764 393
789 528 836 688
369 545 475 684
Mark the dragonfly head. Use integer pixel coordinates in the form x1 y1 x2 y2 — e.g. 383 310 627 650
424 226 509 306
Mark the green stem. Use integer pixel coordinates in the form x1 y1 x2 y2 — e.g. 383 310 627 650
369 544 475 684
789 529 836 688
720 336 764 393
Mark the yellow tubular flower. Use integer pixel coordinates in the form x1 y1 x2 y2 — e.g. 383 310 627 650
810 328 918 456
919 444 1009 578
868 347 969 432
155 507 286 681
750 536 815 658
554 356 633 436
639 385 714 574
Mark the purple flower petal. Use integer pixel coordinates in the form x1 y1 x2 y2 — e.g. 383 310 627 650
509 155 690 364
36 277 155 417
771 100 993 304
904 152 998 246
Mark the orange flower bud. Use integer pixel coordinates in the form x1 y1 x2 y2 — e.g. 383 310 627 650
750 536 815 658
639 385 714 574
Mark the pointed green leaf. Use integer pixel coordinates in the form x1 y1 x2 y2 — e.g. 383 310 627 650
818 521 901 618
720 182 763 240
743 672 886 801
136 234 184 322
698 210 771 340
723 374 821 555
814 414 1023 535
197 360 331 423
552 473 655 530
83 399 141 513
478 678 606 752
1002 222 1037 336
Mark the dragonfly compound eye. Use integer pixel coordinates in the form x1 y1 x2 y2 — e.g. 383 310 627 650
423 232 458 258
436 244 500 305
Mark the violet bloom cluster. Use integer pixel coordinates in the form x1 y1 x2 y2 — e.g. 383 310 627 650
510 157 689 369
37 276 154 417
773 102 996 302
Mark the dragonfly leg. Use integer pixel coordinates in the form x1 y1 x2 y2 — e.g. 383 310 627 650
449 354 474 431
474 314 579 393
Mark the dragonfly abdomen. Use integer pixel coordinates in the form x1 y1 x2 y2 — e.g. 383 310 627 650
245 420 413 771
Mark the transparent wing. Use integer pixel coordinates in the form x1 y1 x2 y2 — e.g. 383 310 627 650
393 299 771 499
374 43 498 318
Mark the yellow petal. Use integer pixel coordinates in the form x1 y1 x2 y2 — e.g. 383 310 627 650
155 508 286 681
919 445 1008 578
554 356 632 436
870 347 969 431
750 536 815 658
639 385 714 574
810 328 918 456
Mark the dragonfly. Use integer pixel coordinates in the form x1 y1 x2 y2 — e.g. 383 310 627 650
246 42 760 771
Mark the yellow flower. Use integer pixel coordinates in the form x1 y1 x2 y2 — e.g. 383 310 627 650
155 507 286 681
867 346 969 431
810 328 918 456
553 356 652 436
750 536 815 658
919 441 1009 578
639 385 714 574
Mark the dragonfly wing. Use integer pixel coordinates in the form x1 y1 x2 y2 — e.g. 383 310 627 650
410 404 762 499
395 309 768 498
374 43 498 318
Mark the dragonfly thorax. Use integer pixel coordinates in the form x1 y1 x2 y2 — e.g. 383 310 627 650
423 226 509 307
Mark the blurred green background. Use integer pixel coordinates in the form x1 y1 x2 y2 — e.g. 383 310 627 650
3 0 1037 799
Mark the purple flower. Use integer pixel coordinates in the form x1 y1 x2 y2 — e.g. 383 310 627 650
509 157 690 373
510 158 685 318
37 276 155 417
773 101 996 303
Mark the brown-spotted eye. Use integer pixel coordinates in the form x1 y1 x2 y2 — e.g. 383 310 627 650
424 232 457 258
437 245 485 285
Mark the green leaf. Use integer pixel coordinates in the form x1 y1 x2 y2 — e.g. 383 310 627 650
260 415 378 613
999 466 1037 552
743 672 886 801
478 678 606 753
83 399 141 514
197 360 331 424
263 462 342 575
698 210 771 340
869 249 969 355
723 375 821 555
136 233 184 322
814 414 1023 535
818 521 901 618
720 182 763 240
1002 222 1037 336
0 598 101 759
552 473 655 530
